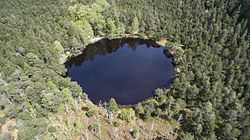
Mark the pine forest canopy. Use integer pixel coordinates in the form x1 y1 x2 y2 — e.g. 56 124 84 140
0 0 249 139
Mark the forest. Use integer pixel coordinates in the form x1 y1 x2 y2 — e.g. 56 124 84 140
0 0 249 139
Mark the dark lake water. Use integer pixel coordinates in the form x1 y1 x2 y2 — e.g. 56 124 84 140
66 38 175 105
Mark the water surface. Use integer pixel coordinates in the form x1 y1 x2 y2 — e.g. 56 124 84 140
66 38 175 105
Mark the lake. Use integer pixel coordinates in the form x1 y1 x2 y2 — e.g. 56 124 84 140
65 38 175 105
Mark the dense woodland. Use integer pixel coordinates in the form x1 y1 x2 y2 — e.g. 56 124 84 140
0 0 249 139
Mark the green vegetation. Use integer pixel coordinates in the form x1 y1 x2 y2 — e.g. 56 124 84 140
0 0 249 139
119 108 136 123
108 98 118 113
132 16 139 34
85 109 96 118
130 128 140 139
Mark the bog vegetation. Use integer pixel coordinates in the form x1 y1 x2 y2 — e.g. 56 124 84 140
0 0 249 139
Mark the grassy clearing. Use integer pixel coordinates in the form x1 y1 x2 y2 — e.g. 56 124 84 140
47 100 179 140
